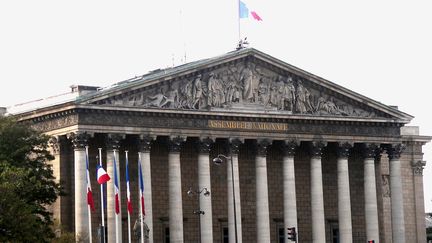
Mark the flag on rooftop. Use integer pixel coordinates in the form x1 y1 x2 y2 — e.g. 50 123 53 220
239 0 262 21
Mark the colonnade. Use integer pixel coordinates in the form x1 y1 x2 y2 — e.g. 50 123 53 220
67 133 407 243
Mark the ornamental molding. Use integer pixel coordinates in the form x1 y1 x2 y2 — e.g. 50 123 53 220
412 160 426 176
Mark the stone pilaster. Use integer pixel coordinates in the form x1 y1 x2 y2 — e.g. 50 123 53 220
138 135 155 243
309 141 327 243
168 136 186 243
48 136 61 233
227 138 243 243
363 143 380 243
387 144 406 243
197 137 214 243
412 159 427 243
255 139 271 243
336 142 353 243
67 132 91 241
105 133 123 243
282 139 299 243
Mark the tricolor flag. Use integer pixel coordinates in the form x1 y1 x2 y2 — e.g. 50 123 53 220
239 0 262 21
86 147 95 211
138 156 145 215
96 164 110 184
125 153 133 214
113 154 120 215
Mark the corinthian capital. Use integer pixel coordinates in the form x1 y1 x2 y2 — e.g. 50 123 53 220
309 141 327 158
198 137 214 154
67 132 91 149
387 144 405 160
256 139 271 157
168 136 186 153
337 142 353 159
412 160 426 175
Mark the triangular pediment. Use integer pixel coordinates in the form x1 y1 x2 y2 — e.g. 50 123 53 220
78 48 412 123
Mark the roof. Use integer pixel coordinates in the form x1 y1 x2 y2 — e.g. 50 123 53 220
6 48 414 123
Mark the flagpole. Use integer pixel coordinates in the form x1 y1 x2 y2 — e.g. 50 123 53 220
114 150 120 243
126 151 132 243
86 146 93 243
98 148 106 243
238 0 241 41
138 152 144 243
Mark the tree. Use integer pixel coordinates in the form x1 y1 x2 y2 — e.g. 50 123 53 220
0 116 62 242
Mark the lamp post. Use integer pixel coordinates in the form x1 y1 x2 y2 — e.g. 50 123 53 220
187 187 210 243
213 154 238 243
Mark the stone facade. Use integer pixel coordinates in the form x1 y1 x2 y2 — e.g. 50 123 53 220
11 48 430 243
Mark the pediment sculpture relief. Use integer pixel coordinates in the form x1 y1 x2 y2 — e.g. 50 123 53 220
101 62 376 117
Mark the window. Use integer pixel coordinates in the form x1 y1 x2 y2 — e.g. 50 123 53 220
278 227 285 243
164 227 170 243
222 227 229 243
328 220 339 243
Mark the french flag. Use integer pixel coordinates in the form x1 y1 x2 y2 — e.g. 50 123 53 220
138 157 145 216
125 153 133 214
96 165 110 184
86 147 95 211
239 0 262 21
113 154 120 215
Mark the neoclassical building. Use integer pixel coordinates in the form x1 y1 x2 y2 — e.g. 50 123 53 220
6 48 430 243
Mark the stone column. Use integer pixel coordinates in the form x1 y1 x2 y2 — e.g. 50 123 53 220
67 132 91 241
198 137 214 243
138 135 155 243
337 142 353 243
228 138 243 243
255 139 271 243
168 136 185 243
283 140 298 242
309 141 326 243
387 144 406 243
363 143 380 243
106 134 122 243
412 160 427 243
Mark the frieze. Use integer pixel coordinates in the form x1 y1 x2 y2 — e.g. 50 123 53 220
30 114 78 132
96 61 379 118
76 112 400 137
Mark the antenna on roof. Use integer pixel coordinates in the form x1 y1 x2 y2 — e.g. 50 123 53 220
179 9 187 63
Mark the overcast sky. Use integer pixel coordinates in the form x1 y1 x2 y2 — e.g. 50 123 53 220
1 0 431 211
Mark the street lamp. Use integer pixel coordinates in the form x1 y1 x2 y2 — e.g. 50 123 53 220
187 187 210 243
212 154 238 243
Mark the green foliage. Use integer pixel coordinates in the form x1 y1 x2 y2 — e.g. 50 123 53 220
0 117 62 242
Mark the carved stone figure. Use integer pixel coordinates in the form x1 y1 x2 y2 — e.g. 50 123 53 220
207 72 224 107
295 81 313 113
160 87 178 108
179 79 194 109
192 74 203 109
226 77 240 104
97 61 378 118
133 217 150 243
241 62 260 102
281 76 295 111
144 88 167 108
258 82 270 106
